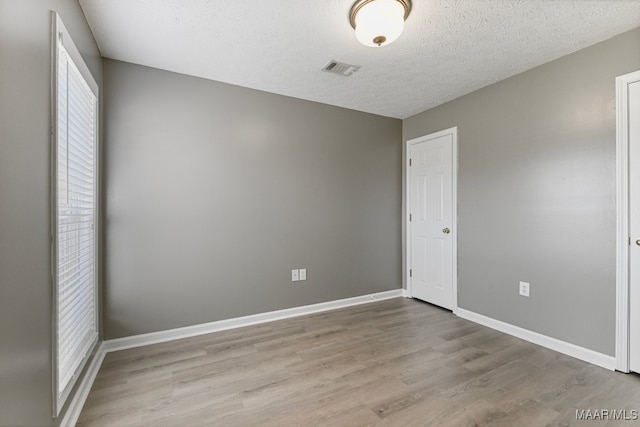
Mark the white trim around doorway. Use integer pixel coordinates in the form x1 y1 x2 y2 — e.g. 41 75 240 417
616 70 640 373
404 127 458 314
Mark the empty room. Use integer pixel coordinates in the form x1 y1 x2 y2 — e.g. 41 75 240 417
2 0 640 426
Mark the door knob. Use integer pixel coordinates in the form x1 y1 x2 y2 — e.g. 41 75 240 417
442 228 450 234
636 239 640 246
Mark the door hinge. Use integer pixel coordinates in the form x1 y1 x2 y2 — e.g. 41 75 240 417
410 269 412 277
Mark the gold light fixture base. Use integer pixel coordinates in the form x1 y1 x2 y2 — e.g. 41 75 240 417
349 0 412 30
373 36 387 46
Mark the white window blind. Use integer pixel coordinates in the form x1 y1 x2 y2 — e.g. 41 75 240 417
54 34 98 412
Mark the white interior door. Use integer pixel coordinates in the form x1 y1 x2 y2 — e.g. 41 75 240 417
408 128 456 310
629 79 640 373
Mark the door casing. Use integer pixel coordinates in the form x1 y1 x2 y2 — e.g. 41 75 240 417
616 70 640 373
405 127 458 313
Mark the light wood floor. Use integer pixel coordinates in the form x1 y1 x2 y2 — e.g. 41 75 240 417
78 298 640 426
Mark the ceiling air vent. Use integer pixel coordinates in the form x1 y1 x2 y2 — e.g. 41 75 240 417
322 60 360 77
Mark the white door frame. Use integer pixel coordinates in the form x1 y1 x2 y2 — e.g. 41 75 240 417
616 70 640 373
405 127 458 313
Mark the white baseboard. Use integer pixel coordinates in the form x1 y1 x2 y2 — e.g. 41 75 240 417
64 290 402 426
456 308 616 371
60 341 107 427
61 293 617 427
104 289 404 352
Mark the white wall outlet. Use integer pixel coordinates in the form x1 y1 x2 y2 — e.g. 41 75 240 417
292 269 299 282
299 269 307 281
519 281 530 297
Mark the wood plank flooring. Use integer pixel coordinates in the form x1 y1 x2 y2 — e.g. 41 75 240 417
77 298 640 426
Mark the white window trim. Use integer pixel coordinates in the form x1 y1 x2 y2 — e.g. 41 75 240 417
51 12 100 417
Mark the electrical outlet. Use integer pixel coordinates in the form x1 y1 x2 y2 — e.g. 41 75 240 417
299 269 306 281
292 269 299 282
519 281 530 297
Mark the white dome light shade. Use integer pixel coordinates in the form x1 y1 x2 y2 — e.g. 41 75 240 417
354 0 406 47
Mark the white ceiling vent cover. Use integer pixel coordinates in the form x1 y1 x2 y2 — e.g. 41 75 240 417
322 60 361 77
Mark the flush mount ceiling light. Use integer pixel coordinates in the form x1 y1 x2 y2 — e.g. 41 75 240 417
349 0 412 47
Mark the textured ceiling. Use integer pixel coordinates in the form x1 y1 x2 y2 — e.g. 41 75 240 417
79 0 640 119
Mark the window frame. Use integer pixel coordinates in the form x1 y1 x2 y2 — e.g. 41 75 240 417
50 12 100 417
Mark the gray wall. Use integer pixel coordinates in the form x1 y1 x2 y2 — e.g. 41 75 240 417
403 27 640 356
0 1 102 425
103 59 402 339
